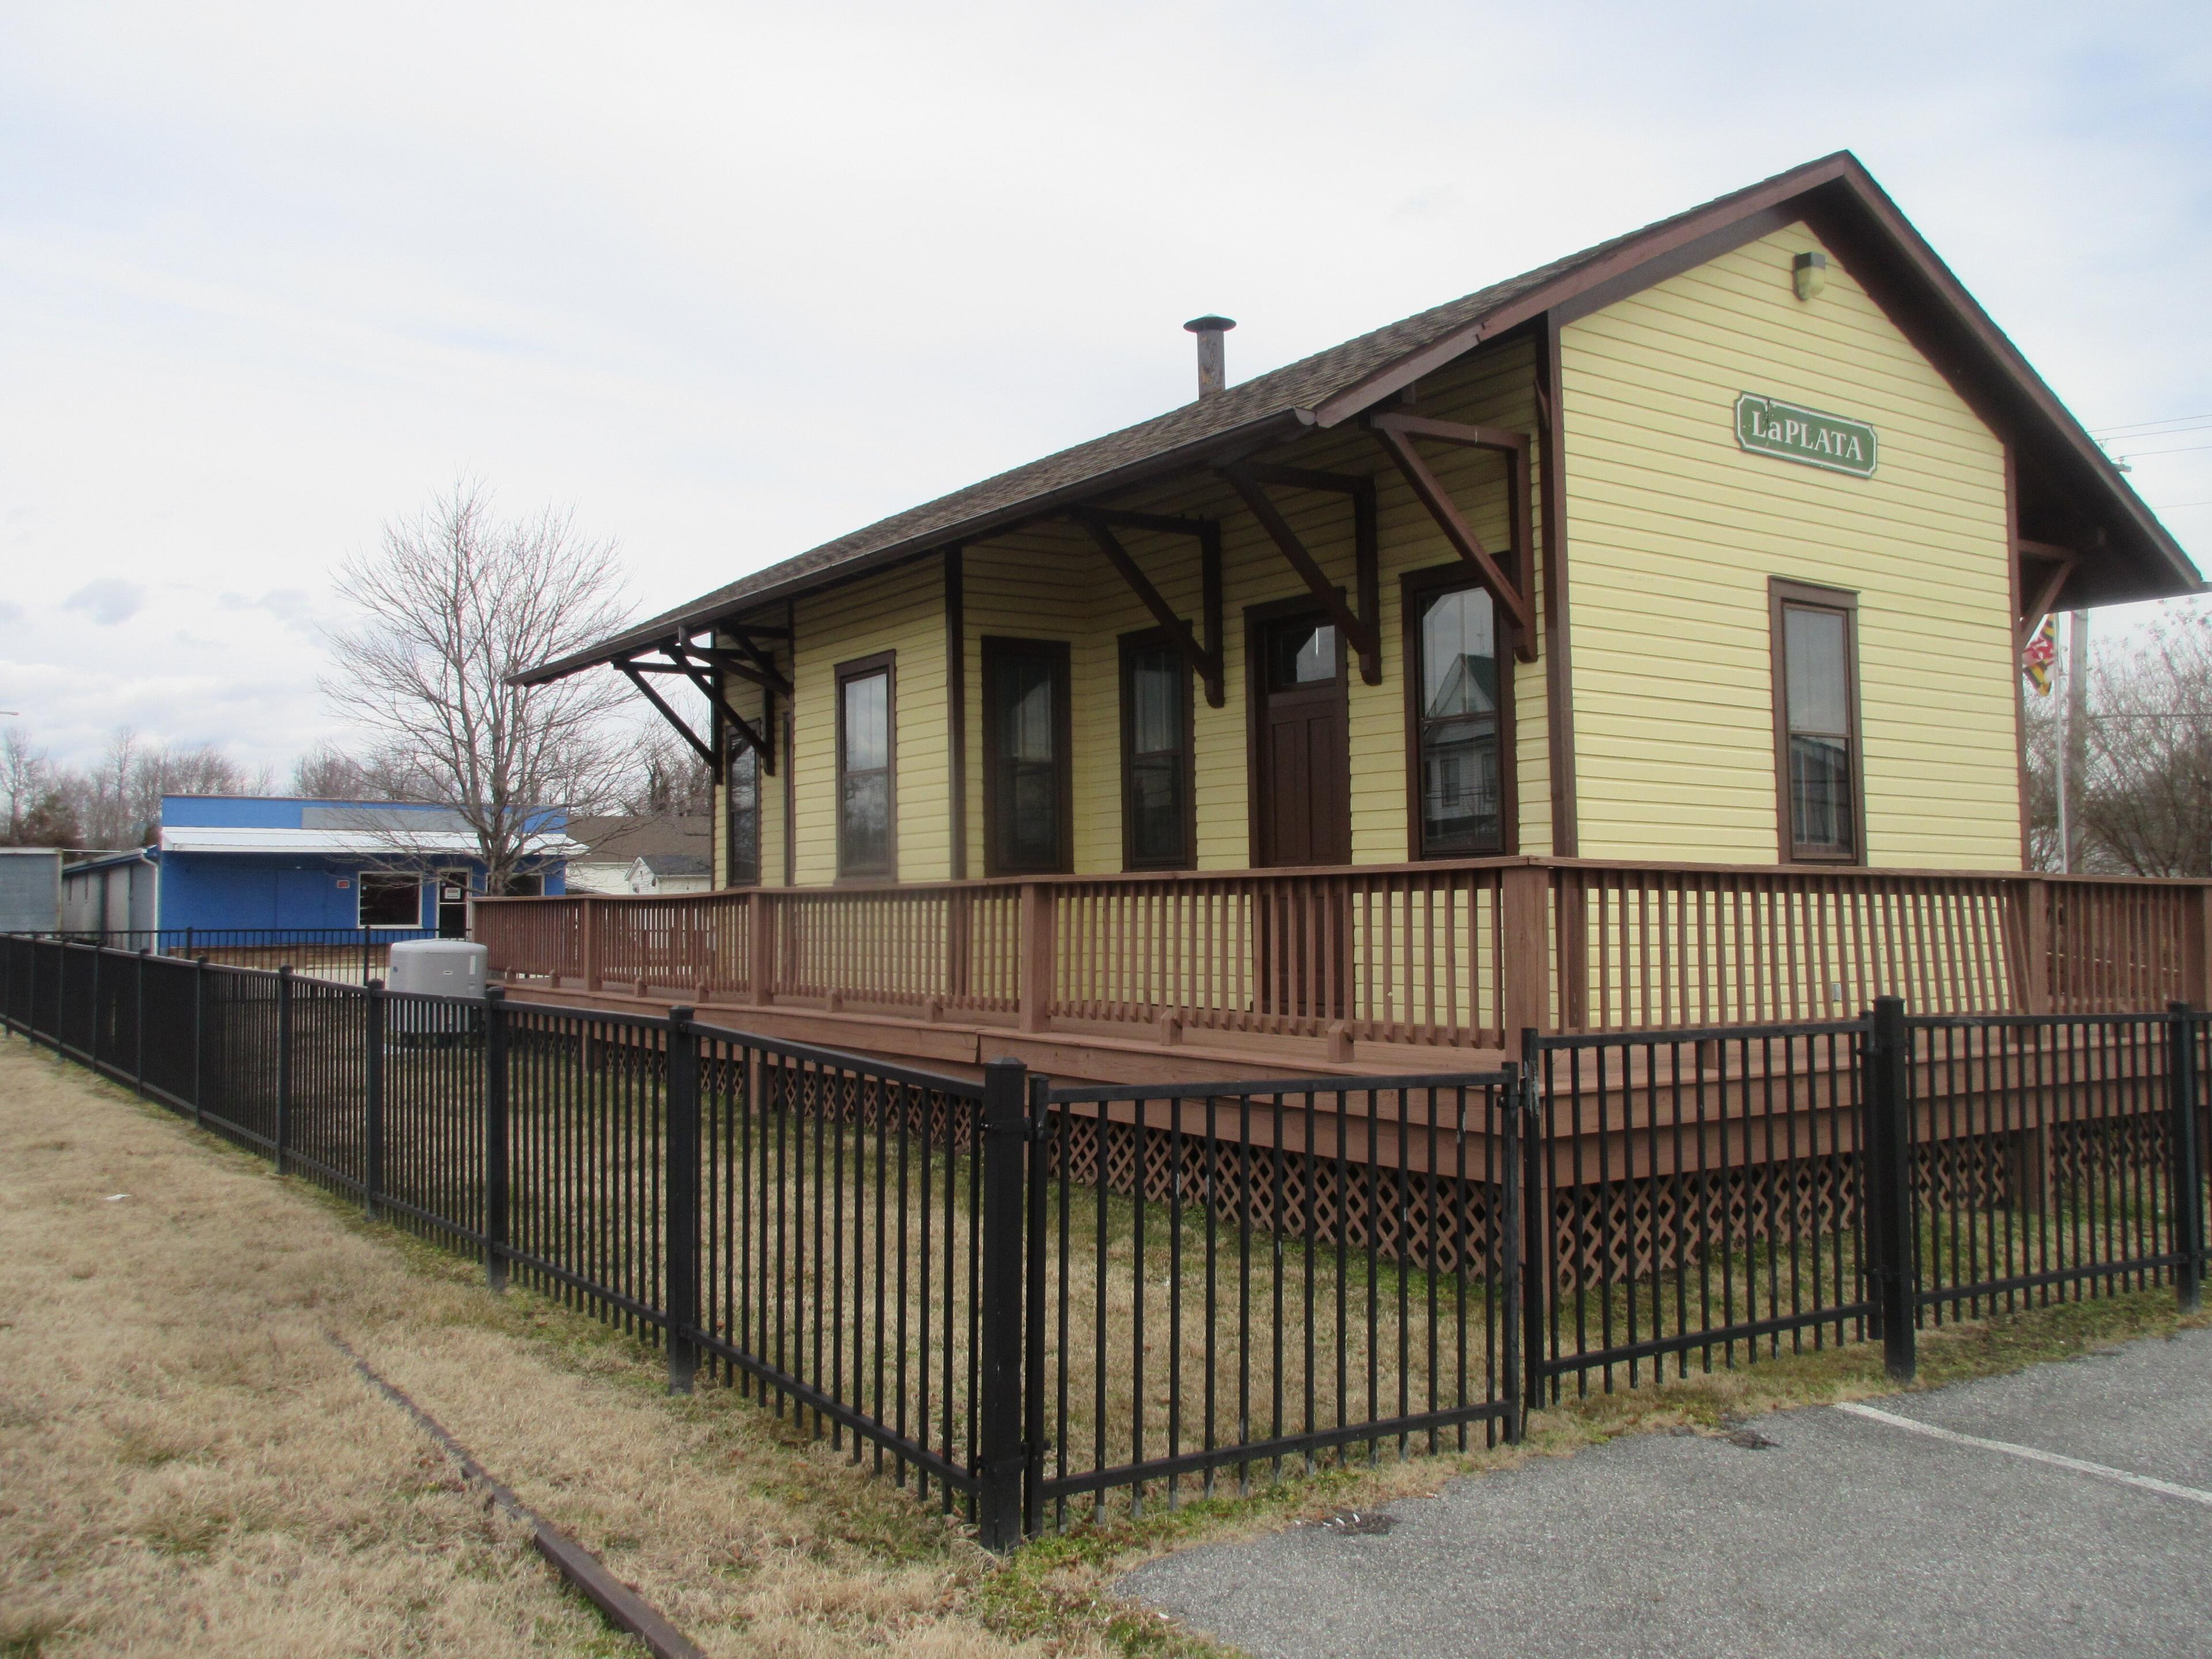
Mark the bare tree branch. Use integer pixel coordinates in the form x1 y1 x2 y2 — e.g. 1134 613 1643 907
321 483 635 892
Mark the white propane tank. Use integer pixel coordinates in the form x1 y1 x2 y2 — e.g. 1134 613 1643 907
386 939 489 999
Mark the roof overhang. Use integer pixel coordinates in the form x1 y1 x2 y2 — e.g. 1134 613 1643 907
159 827 586 858
518 151 2195 687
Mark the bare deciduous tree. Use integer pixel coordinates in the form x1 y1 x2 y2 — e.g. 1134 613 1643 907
290 741 421 802
2024 603 2212 877
323 484 635 894
619 726 715 819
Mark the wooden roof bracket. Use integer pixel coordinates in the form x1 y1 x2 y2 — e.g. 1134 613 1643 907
1218 464 1382 683
2015 539 2078 652
1366 411 1537 661
1070 507 1227 707
615 655 720 777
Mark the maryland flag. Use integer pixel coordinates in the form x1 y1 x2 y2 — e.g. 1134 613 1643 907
2022 613 2059 695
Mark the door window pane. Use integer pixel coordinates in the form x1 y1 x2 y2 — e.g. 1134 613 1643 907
1267 620 1338 690
1124 639 1188 866
1415 586 1501 855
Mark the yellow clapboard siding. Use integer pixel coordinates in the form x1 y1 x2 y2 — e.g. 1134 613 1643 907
1560 222 2018 870
789 558 952 884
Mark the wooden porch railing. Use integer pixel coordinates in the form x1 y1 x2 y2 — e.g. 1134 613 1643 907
472 861 2212 1046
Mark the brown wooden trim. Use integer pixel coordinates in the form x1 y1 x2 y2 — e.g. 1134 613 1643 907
1366 413 1538 657
1201 520 1224 710
2017 552 2077 650
1244 593 1353 869
1400 563 1517 859
2006 448 2031 871
1535 312 1578 857
945 548 967 881
1768 578 1866 866
1220 464 1380 664
979 636 1074 877
833 649 897 881
780 710 794 888
1119 627 1198 871
1075 514 1221 690
1307 164 1859 426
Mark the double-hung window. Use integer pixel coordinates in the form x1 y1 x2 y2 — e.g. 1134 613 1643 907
1120 630 1194 869
1406 576 1506 857
835 654 895 877
983 638 1070 874
1771 579 1862 863
725 738 760 887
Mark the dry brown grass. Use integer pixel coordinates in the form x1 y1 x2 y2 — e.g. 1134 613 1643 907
0 1038 1070 1659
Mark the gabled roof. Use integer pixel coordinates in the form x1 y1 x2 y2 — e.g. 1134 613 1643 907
522 151 2197 685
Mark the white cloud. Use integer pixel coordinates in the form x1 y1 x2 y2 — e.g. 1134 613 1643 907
0 1 2205 773
62 579 147 627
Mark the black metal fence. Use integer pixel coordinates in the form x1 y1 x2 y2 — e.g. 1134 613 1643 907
11 927 440 984
2 933 2205 1550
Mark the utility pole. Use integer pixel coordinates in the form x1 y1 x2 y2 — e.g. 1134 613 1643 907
2060 610 2090 873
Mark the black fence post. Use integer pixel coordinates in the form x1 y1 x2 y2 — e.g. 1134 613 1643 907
975 1056 1028 1552
1022 1071 1050 1539
483 986 509 1291
1501 1063 1527 1444
2168 1002 2204 1313
191 955 207 1127
664 1005 700 1395
134 948 148 1098
1864 996 1917 1383
364 978 386 1219
1519 1028 1548 1416
275 964 294 1175
88 943 101 1070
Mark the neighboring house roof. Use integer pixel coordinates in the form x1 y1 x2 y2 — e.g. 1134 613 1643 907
61 848 155 877
158 826 586 858
634 853 711 878
521 150 2198 687
565 815 713 864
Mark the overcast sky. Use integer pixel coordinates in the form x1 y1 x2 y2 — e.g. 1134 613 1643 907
2 2 2206 775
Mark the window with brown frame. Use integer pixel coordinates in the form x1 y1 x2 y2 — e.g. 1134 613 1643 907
1770 578 1863 863
835 653 895 878
982 637 1071 875
724 738 760 887
1403 569 1511 858
1119 628 1194 869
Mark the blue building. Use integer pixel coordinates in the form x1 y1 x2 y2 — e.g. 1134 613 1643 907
60 796 577 941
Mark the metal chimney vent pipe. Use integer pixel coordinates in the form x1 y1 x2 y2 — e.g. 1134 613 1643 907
1183 315 1236 399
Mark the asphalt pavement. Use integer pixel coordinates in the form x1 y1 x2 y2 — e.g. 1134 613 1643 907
1122 1325 2212 1659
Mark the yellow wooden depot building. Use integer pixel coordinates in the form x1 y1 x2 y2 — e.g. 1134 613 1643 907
501 152 2205 1080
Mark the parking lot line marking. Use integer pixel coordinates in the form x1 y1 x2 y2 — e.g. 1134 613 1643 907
1835 1402 2212 1510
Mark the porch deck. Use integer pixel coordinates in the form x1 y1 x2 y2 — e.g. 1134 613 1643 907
476 856 2212 1086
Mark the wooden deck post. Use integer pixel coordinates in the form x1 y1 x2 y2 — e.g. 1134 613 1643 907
2184 885 2212 1012
2014 878 2052 1014
580 896 601 993
1499 863 1551 1042
1019 881 1055 1034
747 892 776 1007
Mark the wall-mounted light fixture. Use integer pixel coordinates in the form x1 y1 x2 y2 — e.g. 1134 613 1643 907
1793 251 1828 301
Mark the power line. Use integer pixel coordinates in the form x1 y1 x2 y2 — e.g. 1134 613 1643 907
2111 441 2212 461
2091 414 2212 438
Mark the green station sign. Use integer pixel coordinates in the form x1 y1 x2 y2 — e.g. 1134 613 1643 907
1734 392 1878 478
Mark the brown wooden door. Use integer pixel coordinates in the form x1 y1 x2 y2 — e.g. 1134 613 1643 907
1254 615 1350 868
1252 613 1351 1019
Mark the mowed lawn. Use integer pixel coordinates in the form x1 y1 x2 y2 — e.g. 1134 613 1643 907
0 1037 1060 1659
